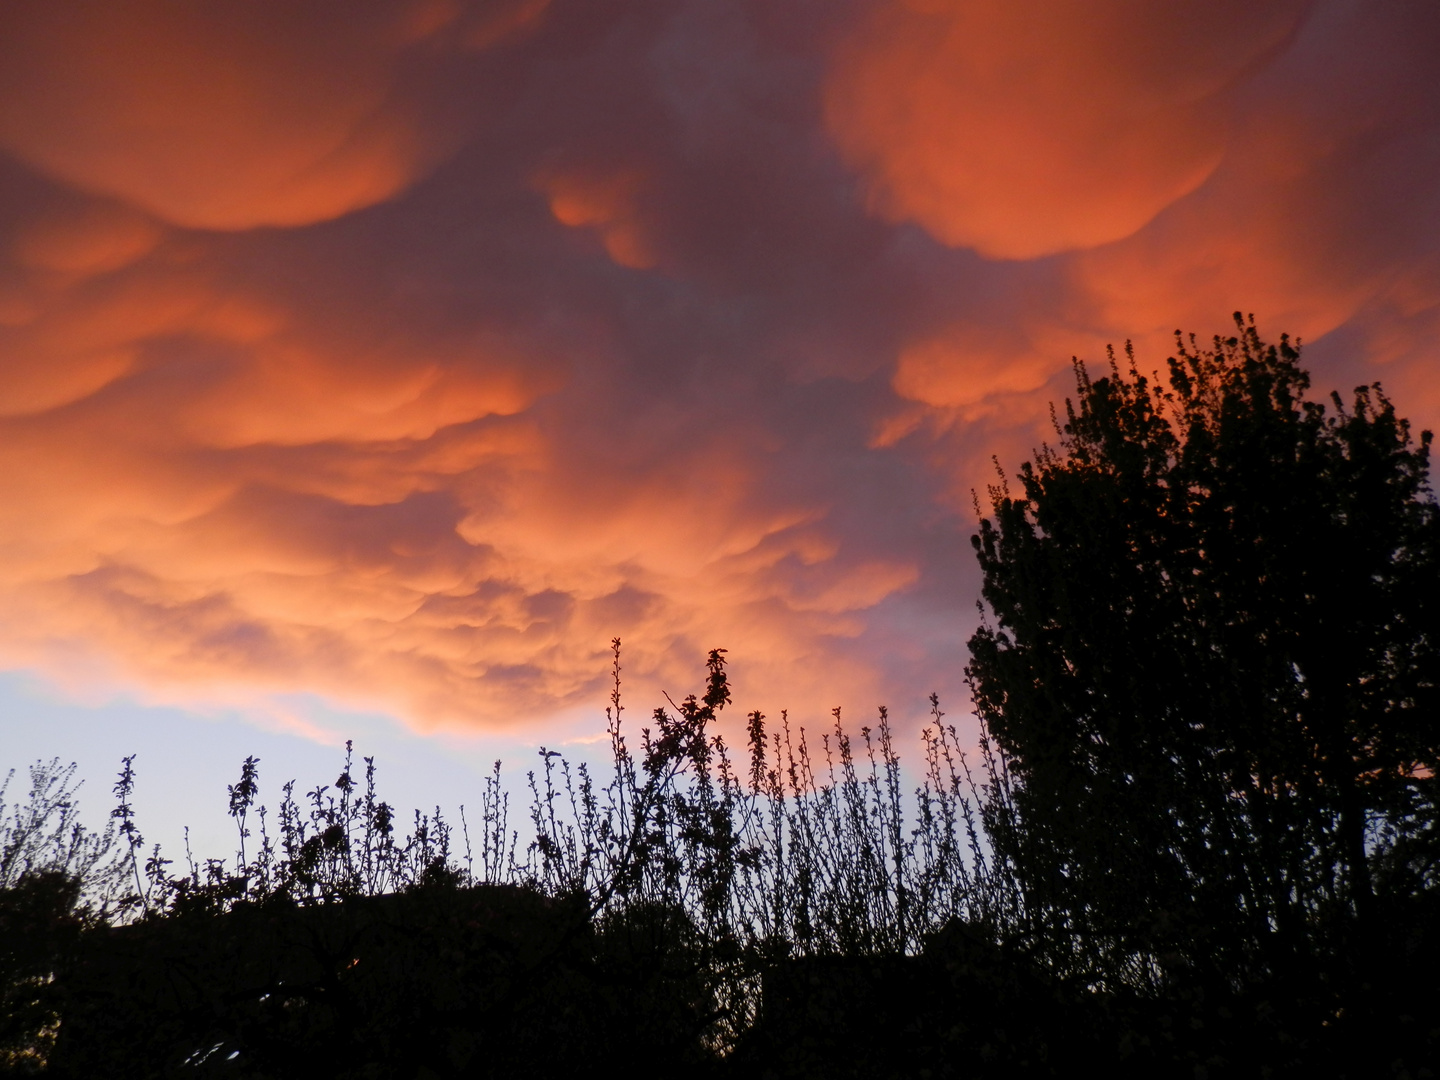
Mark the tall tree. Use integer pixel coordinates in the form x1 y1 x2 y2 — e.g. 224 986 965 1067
966 317 1439 987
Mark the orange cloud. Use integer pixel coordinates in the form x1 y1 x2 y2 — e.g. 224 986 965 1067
892 321 1079 415
0 0 1435 745
13 201 162 278
825 0 1308 259
0 0 540 230
851 0 1440 467
0 175 916 729
535 166 658 269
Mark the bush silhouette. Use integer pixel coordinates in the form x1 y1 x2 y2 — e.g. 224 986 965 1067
48 883 723 1079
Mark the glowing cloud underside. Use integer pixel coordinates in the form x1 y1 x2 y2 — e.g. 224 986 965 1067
0 0 1435 731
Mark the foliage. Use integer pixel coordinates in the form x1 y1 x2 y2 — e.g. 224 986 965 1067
0 761 120 1072
0 643 1008 1076
967 316 1440 989
1 762 117 897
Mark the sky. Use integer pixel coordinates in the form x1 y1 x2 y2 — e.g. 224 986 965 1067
1 0 1439 852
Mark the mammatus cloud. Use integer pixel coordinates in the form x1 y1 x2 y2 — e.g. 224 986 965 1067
0 0 550 230
0 0 1435 734
825 0 1309 260
534 165 658 270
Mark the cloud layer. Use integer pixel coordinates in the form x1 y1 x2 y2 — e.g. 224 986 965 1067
0 0 1436 732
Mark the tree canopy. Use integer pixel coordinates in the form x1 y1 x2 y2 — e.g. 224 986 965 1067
967 317 1439 987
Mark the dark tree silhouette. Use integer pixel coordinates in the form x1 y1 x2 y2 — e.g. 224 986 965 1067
967 317 1440 991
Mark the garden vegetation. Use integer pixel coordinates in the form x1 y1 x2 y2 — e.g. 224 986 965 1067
1 318 1435 1078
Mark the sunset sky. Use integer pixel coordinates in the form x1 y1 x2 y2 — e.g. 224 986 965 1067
2 0 1438 847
